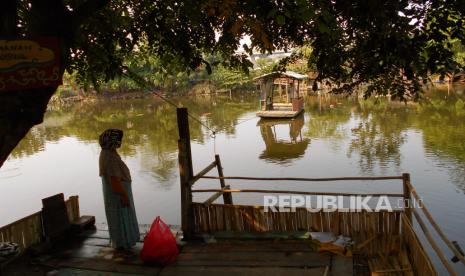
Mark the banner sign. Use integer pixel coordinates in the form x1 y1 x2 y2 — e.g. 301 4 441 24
0 37 62 91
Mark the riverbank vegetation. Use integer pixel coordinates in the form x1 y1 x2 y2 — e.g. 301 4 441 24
54 47 314 100
56 40 465 101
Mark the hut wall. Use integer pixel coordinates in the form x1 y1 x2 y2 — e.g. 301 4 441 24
0 196 80 251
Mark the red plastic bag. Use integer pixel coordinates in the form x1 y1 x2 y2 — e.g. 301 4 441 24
140 216 179 265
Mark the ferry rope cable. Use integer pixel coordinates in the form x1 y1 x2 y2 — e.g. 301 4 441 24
122 71 218 153
121 71 263 155
234 116 257 126
123 72 217 132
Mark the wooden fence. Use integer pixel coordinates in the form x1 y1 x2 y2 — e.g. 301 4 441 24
186 164 440 275
0 195 80 251
192 204 400 235
176 107 464 275
401 213 437 275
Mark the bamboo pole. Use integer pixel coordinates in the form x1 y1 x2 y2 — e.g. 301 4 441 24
269 79 274 110
0 211 41 230
412 210 457 276
177 108 193 179
285 81 288 104
192 188 403 197
406 182 465 265
177 107 194 239
200 175 404 181
403 173 412 223
215 154 233 204
401 213 437 275
189 160 217 186
204 185 230 205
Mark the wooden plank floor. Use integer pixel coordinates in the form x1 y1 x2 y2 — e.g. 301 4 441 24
3 225 353 275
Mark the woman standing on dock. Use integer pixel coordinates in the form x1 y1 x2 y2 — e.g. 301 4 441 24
98 129 140 253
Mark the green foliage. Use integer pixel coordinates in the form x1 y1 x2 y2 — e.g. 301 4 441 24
451 40 465 68
11 0 465 99
209 65 253 90
255 58 278 74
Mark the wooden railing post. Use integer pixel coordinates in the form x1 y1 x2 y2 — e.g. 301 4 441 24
65 195 80 222
177 108 194 239
215 154 233 204
402 173 412 223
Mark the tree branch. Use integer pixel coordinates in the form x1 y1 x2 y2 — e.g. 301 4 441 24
0 0 18 37
71 0 110 30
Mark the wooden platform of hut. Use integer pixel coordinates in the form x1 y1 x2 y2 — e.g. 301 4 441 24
2 108 464 275
2 223 355 275
256 109 304 118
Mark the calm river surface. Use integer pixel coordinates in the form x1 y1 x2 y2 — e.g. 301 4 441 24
1 84 465 272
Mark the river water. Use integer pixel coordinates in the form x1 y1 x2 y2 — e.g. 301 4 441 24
1 84 465 272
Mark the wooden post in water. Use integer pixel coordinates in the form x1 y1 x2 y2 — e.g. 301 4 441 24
177 108 194 239
402 173 412 223
215 154 233 204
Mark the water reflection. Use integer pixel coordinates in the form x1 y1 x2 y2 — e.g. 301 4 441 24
6 87 465 194
10 95 258 181
258 115 310 163
3 87 465 275
347 100 411 174
306 97 350 136
415 89 465 193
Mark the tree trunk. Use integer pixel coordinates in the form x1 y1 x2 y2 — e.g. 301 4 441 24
0 0 17 37
0 88 57 167
0 0 63 167
0 0 110 167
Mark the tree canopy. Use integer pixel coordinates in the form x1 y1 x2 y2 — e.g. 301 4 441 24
7 0 465 95
0 0 465 166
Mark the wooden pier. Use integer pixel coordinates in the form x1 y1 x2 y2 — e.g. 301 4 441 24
2 219 355 275
176 108 464 275
1 107 464 275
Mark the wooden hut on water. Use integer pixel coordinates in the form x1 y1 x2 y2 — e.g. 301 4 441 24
254 71 307 118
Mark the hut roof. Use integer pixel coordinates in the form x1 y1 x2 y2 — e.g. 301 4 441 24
253 71 308 81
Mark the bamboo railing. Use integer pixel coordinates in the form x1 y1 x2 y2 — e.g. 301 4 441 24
192 204 402 237
0 211 42 252
175 107 463 275
405 183 464 275
0 195 80 252
186 158 461 275
401 213 437 275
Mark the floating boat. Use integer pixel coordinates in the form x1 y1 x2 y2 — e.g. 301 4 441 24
254 71 307 118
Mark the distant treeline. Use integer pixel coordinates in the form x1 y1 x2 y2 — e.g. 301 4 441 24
57 42 465 99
